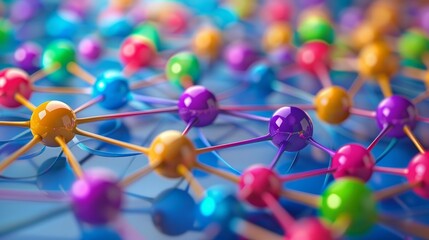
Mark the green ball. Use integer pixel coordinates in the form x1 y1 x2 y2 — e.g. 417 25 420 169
166 52 201 88
319 178 377 235
133 22 161 51
42 40 76 84
0 18 11 46
298 16 335 44
398 30 429 63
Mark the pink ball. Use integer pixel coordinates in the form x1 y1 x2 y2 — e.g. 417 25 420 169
287 217 334 240
332 144 374 182
296 41 330 75
0 68 32 108
238 165 282 208
262 0 293 23
119 36 156 70
78 36 103 61
407 152 429 198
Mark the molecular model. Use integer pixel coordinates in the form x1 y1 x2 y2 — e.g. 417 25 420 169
0 0 429 239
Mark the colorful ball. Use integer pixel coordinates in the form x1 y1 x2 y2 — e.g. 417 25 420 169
30 101 77 147
263 23 292 52
247 63 276 93
320 178 377 235
71 169 122 225
407 152 429 198
366 1 399 33
178 85 219 127
152 188 196 236
132 22 161 51
261 0 292 23
238 165 282 207
269 106 313 151
288 217 334 240
119 36 156 70
224 42 259 72
14 42 41 73
376 95 417 138
398 29 429 64
0 18 10 46
298 16 335 44
92 70 130 110
268 46 294 66
148 130 196 178
78 36 103 61
192 27 222 59
314 86 352 124
332 144 374 182
42 40 76 83
296 41 330 75
166 52 201 88
357 41 398 78
0 68 32 108
351 22 382 50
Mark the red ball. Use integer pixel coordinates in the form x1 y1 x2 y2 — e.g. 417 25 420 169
119 36 156 70
262 0 292 23
238 165 282 208
0 68 32 108
296 41 330 75
407 152 429 199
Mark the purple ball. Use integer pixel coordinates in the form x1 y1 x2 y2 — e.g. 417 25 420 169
10 0 42 23
269 106 313 151
269 46 294 66
224 42 258 72
419 7 429 34
376 95 417 138
339 7 363 31
13 42 41 73
178 85 219 127
78 36 103 61
71 169 122 225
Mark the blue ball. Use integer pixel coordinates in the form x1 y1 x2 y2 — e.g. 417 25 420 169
46 11 80 39
151 188 196 236
99 16 133 38
93 70 130 110
80 227 122 240
247 63 275 93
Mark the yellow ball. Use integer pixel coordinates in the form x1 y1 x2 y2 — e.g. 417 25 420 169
263 23 292 52
148 130 196 178
367 0 399 33
230 0 257 19
351 22 381 50
192 27 222 59
30 101 77 147
314 86 352 124
357 41 398 79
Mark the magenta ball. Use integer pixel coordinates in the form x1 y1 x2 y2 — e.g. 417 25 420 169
407 152 429 199
78 36 103 61
238 165 282 208
269 106 313 151
376 95 417 138
296 41 330 75
13 42 41 73
288 217 334 240
419 7 429 34
332 144 374 182
71 169 123 225
0 68 32 108
224 42 259 72
178 85 219 127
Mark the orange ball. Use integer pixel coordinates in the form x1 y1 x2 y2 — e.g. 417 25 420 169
314 86 352 124
263 23 292 52
357 41 398 79
192 27 222 59
30 101 77 147
148 130 196 178
366 0 399 33
351 22 382 50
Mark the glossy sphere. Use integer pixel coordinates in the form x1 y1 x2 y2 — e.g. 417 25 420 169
376 95 417 138
320 178 377 235
30 101 77 147
166 52 201 88
248 63 276 93
148 130 196 178
78 36 103 61
407 152 429 198
269 107 313 152
152 188 196 236
71 169 122 225
357 41 397 78
13 42 41 72
262 0 292 23
0 68 32 108
296 41 330 75
178 85 219 127
351 22 381 50
133 22 161 51
42 40 76 83
263 23 292 52
367 1 398 33
238 165 282 207
332 144 375 182
398 30 429 63
314 86 351 124
224 42 258 72
288 217 334 240
298 16 334 44
93 70 130 110
119 36 156 69
0 19 10 45
192 27 222 59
